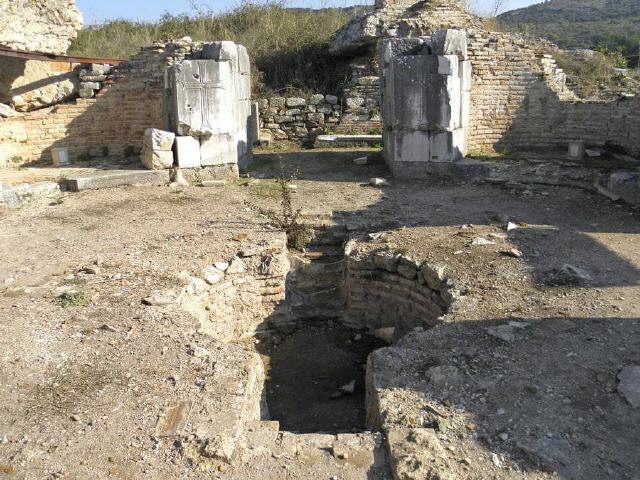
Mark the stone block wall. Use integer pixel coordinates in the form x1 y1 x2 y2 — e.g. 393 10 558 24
342 57 382 124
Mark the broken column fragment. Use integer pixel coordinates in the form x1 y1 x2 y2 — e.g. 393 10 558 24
169 41 252 172
380 29 471 178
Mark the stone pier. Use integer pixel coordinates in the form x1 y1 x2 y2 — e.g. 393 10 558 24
169 41 254 171
380 29 471 178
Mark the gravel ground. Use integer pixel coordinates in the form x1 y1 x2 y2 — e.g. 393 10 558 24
1 149 639 479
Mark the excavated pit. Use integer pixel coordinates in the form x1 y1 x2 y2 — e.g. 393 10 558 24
237 226 458 435
256 324 387 433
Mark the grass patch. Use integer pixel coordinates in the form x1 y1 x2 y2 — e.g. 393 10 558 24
55 291 90 308
555 46 632 98
68 2 363 96
249 180 282 199
466 149 512 160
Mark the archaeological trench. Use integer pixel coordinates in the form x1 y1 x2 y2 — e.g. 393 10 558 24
1 0 640 479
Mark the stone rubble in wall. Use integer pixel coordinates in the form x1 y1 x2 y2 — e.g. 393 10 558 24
77 64 114 99
330 0 481 55
256 94 342 142
145 236 290 342
341 57 383 124
141 128 175 170
171 40 254 171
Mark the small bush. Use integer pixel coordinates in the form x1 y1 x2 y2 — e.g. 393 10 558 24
55 291 90 308
246 166 313 251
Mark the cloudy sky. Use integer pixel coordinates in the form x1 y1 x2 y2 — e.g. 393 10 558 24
76 0 545 24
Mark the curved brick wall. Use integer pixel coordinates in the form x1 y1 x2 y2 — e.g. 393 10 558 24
344 243 458 340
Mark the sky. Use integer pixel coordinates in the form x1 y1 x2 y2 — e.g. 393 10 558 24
76 0 546 24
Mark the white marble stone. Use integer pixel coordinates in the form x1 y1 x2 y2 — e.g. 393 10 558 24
175 136 201 169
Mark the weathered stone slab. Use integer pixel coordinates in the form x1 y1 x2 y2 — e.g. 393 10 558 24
315 134 382 148
393 130 430 163
390 57 461 131
459 60 472 92
382 29 470 176
141 149 174 170
66 170 170 192
143 128 175 151
175 136 201 169
436 55 459 76
171 60 235 137
605 171 640 206
431 29 468 60
200 134 236 166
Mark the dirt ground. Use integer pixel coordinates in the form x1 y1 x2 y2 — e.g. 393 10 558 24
1 149 639 479
255 325 387 434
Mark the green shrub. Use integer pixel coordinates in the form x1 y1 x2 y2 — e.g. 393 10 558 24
55 291 90 308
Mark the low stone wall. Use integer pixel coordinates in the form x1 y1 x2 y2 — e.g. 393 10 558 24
256 94 342 143
341 56 382 124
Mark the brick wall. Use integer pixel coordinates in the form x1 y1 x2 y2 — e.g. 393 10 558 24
466 31 640 156
0 42 190 167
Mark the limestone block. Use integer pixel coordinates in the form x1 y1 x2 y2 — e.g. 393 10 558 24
202 41 250 76
460 91 470 128
0 103 17 118
141 149 174 170
171 60 235 137
66 170 169 192
271 97 286 108
80 81 101 90
308 94 325 105
143 128 175 151
286 97 306 107
436 55 459 76
175 136 201 169
393 130 430 163
379 38 426 67
0 58 78 111
459 60 472 92
390 56 461 131
51 147 70 167
429 130 466 162
200 134 237 166
78 86 94 99
249 102 260 146
431 29 468 60
325 95 339 105
0 0 83 55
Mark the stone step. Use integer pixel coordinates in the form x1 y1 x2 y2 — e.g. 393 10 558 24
236 429 392 479
65 169 170 191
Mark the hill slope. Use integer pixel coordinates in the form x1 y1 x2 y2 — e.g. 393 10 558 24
499 0 640 64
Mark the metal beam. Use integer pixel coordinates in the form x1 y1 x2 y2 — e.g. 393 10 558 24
0 45 125 65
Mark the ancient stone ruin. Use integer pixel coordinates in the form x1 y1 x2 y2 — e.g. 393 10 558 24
1 0 640 478
381 30 472 177
0 0 83 55
0 0 84 114
169 42 253 170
